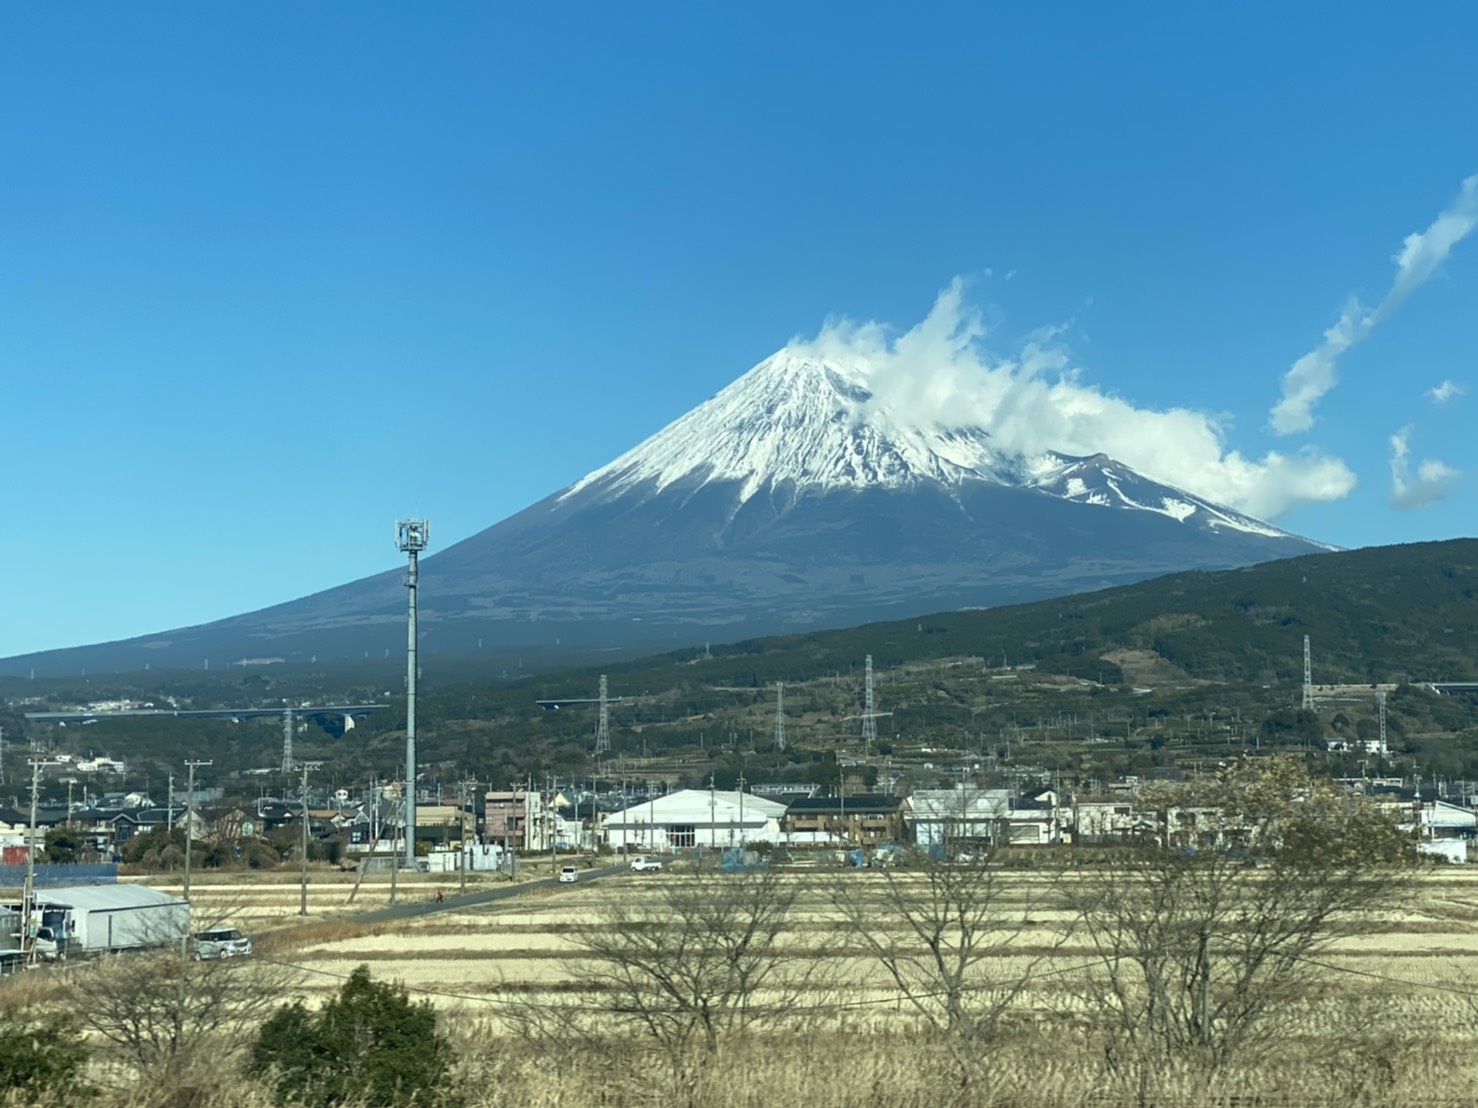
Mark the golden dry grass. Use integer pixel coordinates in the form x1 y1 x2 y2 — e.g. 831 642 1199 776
12 865 1478 1105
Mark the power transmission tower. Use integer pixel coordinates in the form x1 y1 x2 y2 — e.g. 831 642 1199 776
396 518 429 869
594 675 611 755
282 708 294 772
862 655 878 749
1301 635 1314 710
298 761 323 916
774 683 786 752
843 656 893 750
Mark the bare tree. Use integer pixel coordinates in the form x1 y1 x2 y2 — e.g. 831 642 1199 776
1061 758 1415 1101
71 902 299 1097
509 862 811 1084
78 953 296 1079
831 846 1056 1090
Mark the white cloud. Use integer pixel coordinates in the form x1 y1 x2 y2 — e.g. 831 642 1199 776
1389 425 1461 509
1270 174 1478 436
787 279 1357 521
1427 379 1466 405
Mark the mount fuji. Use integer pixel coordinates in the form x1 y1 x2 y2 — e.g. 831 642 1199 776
6 349 1332 676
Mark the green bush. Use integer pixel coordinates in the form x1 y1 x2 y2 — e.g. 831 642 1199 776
0 1013 91 1098
249 965 457 1107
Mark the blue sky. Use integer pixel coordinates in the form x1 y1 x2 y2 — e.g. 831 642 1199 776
2 3 1475 660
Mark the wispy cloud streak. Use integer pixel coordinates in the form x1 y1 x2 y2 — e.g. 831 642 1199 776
1271 175 1478 436
1427 379 1466 405
1389 425 1461 509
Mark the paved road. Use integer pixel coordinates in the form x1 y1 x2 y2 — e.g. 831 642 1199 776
351 861 631 924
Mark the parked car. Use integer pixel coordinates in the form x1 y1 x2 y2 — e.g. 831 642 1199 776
558 865 579 884
629 855 663 872
193 927 253 960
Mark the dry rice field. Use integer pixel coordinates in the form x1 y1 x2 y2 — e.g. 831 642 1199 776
147 863 1478 1011
13 863 1478 1107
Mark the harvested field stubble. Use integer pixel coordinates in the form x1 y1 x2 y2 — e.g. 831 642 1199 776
10 868 1478 1105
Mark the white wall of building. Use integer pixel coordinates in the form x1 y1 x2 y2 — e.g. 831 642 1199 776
602 789 787 850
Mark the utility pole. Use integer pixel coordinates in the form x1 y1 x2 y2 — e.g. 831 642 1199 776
737 770 746 848
298 761 323 916
182 760 212 903
589 771 598 862
396 518 429 869
1 726 6 786
167 773 175 829
459 774 477 896
22 759 58 962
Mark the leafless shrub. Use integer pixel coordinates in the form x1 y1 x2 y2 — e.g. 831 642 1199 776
72 944 299 1099
1059 758 1415 1101
505 863 816 1093
830 848 1059 1092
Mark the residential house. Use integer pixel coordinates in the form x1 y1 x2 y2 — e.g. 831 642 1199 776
782 794 904 847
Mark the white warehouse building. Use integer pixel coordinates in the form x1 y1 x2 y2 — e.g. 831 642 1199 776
602 789 788 851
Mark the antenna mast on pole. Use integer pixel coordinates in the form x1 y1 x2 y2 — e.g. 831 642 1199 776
594 675 611 755
774 683 786 752
396 518 430 870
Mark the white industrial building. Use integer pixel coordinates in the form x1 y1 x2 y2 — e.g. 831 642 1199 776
602 789 788 850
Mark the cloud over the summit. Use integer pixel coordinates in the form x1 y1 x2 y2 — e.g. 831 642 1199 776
1270 174 1478 436
1389 425 1461 509
787 280 1356 521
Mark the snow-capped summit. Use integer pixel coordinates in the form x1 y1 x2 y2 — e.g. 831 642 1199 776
3 346 1333 676
558 347 1309 547
561 350 1009 505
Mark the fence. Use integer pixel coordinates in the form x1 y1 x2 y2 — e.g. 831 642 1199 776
0 863 119 888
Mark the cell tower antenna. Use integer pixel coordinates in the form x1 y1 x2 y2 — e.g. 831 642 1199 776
396 518 430 869
1301 635 1314 711
1377 690 1388 757
282 708 294 772
594 675 611 755
862 655 878 750
774 683 786 752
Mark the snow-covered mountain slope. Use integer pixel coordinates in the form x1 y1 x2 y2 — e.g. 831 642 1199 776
561 351 1008 504
558 348 1317 547
2 347 1335 675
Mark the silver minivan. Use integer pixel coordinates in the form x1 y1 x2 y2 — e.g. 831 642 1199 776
193 927 253 960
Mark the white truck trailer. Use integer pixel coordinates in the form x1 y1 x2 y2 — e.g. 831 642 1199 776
27 886 189 959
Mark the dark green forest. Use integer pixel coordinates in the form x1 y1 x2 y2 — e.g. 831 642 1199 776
4 538 1476 799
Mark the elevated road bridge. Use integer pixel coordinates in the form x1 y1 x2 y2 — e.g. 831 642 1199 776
24 704 387 729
